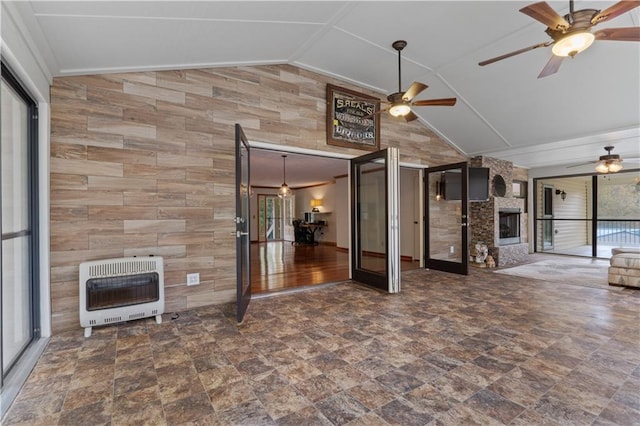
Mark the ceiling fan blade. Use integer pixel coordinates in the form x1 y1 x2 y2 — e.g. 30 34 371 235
479 41 552 66
402 82 428 102
412 98 457 107
566 161 597 168
519 2 570 30
594 27 640 42
537 54 564 78
591 1 640 25
362 107 388 120
402 111 419 122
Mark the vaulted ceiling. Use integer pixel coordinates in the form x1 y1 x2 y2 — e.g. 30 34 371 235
7 1 640 175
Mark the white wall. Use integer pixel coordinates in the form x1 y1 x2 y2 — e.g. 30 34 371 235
294 182 339 244
335 177 349 249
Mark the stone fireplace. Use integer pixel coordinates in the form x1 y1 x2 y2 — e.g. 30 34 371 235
469 156 529 267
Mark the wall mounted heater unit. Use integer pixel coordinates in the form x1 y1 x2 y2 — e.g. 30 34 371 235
79 256 164 337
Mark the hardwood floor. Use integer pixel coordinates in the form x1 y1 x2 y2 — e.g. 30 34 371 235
250 241 420 294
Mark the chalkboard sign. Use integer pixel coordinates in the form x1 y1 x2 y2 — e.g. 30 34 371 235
326 84 380 151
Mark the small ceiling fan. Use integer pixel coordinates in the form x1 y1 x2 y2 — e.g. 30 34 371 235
370 40 456 122
478 0 640 78
567 145 637 173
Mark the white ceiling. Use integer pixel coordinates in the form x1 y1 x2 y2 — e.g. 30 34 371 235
8 0 640 183
251 149 349 188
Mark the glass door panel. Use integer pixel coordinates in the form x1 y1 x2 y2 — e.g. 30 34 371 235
1 71 37 380
541 185 554 250
425 163 469 275
350 148 400 292
1 237 31 371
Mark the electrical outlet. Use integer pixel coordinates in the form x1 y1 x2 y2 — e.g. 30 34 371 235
450 246 455 254
187 273 200 286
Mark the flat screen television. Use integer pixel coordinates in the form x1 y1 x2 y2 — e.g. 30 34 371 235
443 167 489 201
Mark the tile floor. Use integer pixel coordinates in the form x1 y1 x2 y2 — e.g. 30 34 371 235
4 267 640 425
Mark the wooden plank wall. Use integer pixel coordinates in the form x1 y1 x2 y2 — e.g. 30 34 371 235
49 64 467 333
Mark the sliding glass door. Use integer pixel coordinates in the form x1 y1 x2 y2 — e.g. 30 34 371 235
1 63 39 384
534 172 640 258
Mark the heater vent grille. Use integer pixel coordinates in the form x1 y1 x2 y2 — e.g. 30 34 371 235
88 258 159 279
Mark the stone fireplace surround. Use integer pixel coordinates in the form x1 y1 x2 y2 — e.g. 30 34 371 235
469 156 529 267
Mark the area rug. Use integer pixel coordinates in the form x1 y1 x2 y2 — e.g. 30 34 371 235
494 258 614 290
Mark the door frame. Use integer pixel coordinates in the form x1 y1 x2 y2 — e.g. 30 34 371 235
235 124 251 323
247 142 423 284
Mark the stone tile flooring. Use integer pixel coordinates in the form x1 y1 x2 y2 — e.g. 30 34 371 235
4 267 640 425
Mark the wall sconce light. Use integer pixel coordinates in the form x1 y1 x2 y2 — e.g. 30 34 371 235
310 199 322 212
555 189 567 201
435 181 442 200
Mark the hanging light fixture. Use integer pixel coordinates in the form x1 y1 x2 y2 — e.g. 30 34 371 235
595 146 624 174
278 155 292 199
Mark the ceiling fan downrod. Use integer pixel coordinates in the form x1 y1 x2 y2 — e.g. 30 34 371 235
568 0 575 24
392 40 407 93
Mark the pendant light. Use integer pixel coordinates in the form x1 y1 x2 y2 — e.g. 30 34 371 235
278 155 292 199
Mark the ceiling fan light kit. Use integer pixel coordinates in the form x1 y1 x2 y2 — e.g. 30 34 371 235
478 0 640 77
389 103 411 117
595 145 624 173
551 31 595 56
595 160 623 174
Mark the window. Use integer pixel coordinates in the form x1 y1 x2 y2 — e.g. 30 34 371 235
1 62 39 386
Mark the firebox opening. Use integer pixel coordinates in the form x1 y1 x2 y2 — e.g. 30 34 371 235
86 272 160 311
499 209 521 245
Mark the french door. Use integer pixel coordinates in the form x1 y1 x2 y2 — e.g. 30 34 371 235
235 124 251 323
257 195 294 242
425 162 469 275
350 148 400 292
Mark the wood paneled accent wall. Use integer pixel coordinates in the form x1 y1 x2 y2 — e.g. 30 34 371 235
50 64 466 333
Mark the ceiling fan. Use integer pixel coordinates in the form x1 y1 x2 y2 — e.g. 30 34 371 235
568 145 636 173
478 0 640 78
370 40 456 122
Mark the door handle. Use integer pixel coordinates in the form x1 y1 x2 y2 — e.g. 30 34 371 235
236 231 249 237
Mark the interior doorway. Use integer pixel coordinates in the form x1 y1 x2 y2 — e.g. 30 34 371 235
249 144 422 294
